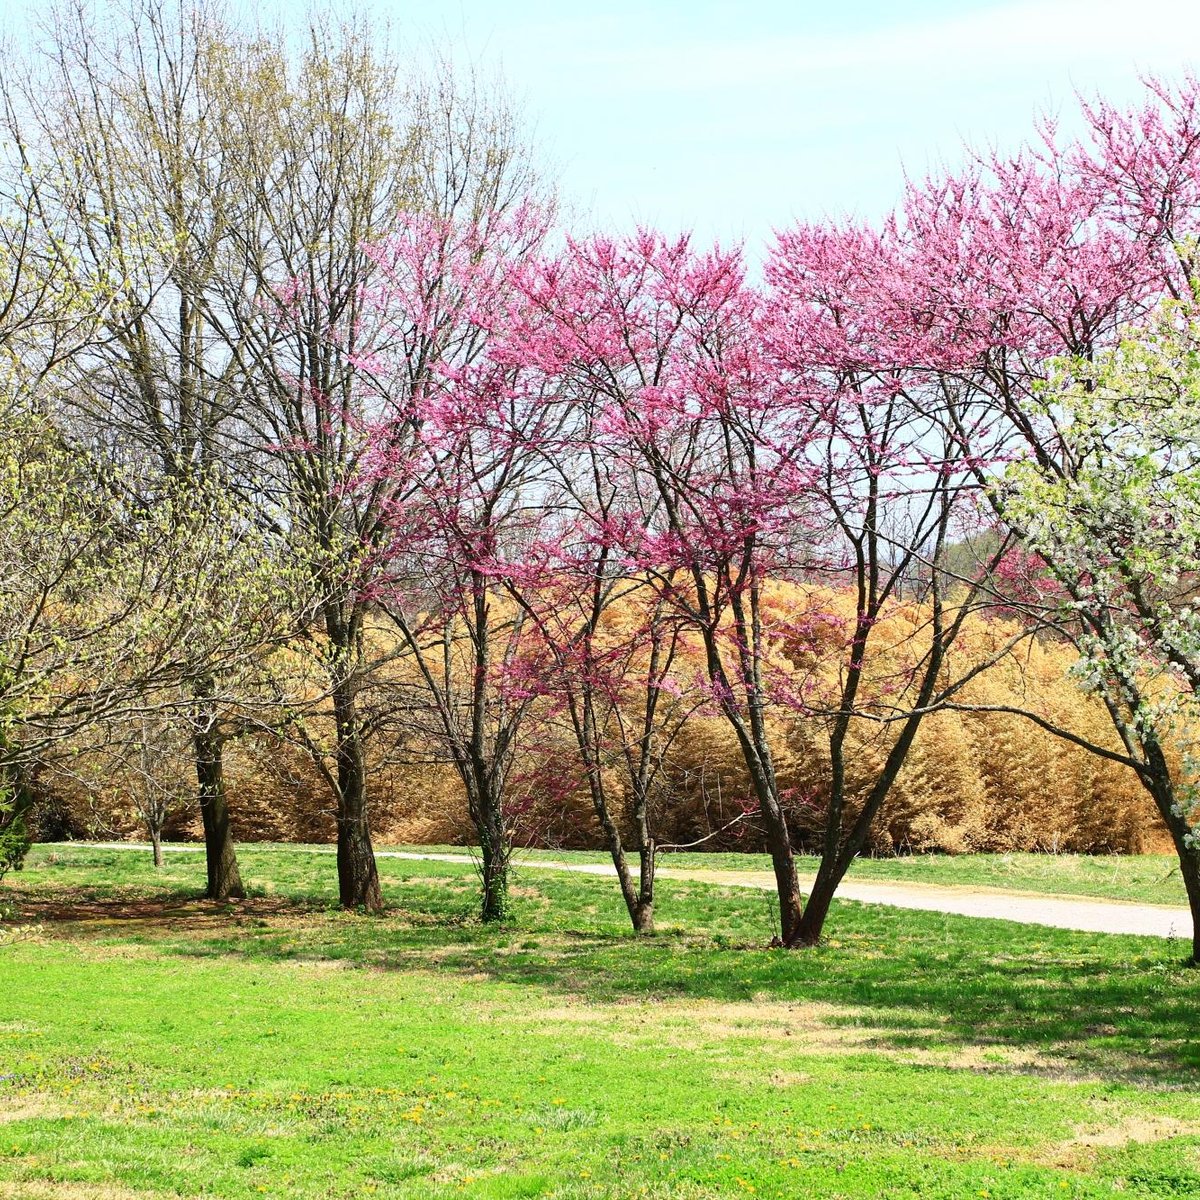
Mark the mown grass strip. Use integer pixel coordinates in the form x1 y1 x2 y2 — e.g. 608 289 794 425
2 846 1198 1198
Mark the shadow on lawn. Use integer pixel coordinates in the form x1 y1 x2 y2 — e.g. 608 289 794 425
7 894 328 923
11 871 1200 1083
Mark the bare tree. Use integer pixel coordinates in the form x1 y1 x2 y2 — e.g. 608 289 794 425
3 0 261 897
206 29 544 911
86 704 194 867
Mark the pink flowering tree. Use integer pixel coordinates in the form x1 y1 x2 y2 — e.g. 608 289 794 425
508 230 1004 945
355 204 552 922
761 219 1023 943
500 409 701 934
1073 72 1200 301
511 232 819 938
233 51 541 913
898 78 1200 959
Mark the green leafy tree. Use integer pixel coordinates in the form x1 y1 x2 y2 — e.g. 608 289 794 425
1002 297 1200 960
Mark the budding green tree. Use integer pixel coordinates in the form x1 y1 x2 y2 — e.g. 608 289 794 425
1001 298 1200 959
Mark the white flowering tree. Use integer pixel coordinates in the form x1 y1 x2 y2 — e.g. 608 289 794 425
1002 298 1200 959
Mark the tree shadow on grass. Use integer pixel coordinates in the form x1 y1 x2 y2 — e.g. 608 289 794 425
12 870 1200 1085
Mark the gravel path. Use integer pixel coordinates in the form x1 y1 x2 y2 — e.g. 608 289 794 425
77 842 1194 941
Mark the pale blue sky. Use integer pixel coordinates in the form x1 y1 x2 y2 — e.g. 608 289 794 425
392 0 1200 250
12 0 1200 252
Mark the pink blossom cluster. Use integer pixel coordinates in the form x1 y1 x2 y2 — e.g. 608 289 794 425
273 75 1200 836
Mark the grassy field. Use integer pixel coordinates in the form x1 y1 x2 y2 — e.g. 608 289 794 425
74 841 1190 906
2 844 1199 1199
429 846 1191 907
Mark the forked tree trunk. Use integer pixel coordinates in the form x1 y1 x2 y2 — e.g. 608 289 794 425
605 822 656 935
633 840 656 934
578 718 656 934
788 620 949 947
590 775 653 934
149 825 164 869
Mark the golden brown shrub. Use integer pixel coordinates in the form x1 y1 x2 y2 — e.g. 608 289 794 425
29 585 1167 855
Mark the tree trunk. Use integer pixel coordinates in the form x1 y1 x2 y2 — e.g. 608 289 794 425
749 778 804 945
591 778 647 934
766 838 805 945
480 829 509 923
192 682 245 902
331 675 382 912
150 825 164 869
716 719 804 944
1136 745 1200 965
454 749 510 923
718 684 804 945
323 598 382 914
1178 848 1200 966
1157 786 1200 964
633 840 656 935
194 726 245 900
791 857 844 947
581 736 656 935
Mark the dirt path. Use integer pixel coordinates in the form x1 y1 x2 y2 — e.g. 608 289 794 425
75 842 1193 941
649 865 1193 939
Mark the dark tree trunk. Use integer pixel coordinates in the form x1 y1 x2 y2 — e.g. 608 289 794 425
714 692 804 945
591 776 649 934
711 735 804 944
331 675 382 912
744 762 804 945
1119 729 1200 965
1153 777 1200 964
594 833 655 935
764 821 805 945
632 840 656 934
455 759 509 923
456 767 509 922
579 717 656 935
322 596 382 914
1177 847 1200 966
479 825 509 923
787 601 949 948
149 825 164 869
791 857 842 946
702 602 805 947
192 679 245 901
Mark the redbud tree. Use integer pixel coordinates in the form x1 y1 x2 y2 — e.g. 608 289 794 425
888 75 1200 960
355 204 552 922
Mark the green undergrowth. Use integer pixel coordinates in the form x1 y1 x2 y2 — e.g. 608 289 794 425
1 845 1199 1199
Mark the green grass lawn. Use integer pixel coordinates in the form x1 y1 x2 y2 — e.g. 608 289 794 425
504 846 1189 906
76 841 1189 906
310 842 1187 907
2 844 1199 1199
